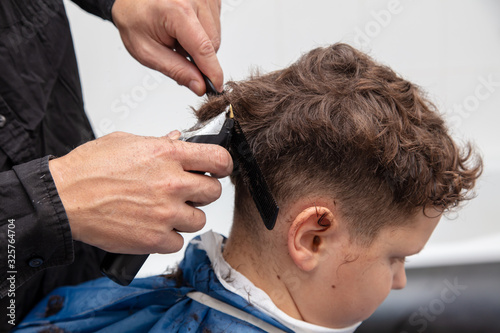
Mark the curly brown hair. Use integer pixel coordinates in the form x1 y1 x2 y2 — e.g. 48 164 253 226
195 43 482 242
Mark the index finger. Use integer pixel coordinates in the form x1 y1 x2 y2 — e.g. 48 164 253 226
170 13 223 91
174 140 233 178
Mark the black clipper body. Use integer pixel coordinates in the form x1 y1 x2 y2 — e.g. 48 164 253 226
100 109 235 286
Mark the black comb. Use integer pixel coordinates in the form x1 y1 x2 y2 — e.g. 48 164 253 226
183 56 279 228
186 54 222 96
229 109 280 230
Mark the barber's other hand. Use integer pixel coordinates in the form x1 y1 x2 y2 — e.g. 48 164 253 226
48 131 232 254
111 0 222 96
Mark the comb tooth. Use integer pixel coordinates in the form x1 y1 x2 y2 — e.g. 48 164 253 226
230 116 279 230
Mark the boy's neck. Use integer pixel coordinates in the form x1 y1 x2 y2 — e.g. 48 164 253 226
222 222 304 321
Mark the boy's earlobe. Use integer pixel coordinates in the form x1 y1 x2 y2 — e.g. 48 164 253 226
287 206 335 272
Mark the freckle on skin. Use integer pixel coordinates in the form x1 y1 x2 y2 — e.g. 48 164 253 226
277 275 281 280
331 285 335 288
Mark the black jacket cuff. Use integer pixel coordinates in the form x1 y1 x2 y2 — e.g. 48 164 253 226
0 156 74 297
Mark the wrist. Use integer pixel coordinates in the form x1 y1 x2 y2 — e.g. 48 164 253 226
110 0 121 27
111 0 134 30
48 156 78 239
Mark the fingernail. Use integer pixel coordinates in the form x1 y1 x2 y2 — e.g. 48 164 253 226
167 130 181 140
188 80 203 96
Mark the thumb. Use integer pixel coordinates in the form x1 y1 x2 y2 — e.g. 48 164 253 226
167 130 182 140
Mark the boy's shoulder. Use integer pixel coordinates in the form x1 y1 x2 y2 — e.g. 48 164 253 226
15 234 291 333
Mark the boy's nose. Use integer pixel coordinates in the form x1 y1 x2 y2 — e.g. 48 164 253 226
392 266 407 290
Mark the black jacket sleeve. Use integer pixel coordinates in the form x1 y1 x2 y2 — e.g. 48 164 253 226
0 0 116 298
70 0 116 22
0 1 108 324
0 156 74 298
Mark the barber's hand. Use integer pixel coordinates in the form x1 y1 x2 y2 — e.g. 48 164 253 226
111 0 222 96
48 131 232 254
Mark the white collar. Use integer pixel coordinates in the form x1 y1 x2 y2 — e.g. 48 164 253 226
194 231 362 333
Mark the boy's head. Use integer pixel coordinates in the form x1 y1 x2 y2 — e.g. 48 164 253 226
195 43 482 328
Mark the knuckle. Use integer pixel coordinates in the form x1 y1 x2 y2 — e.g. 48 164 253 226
163 138 179 155
197 38 216 58
173 0 191 14
155 138 181 161
164 1 192 31
192 209 207 230
167 237 184 253
164 0 187 14
198 177 222 203
211 35 221 52
148 232 165 251
164 177 185 195
165 62 191 86
213 146 232 173
207 177 223 199
160 204 180 222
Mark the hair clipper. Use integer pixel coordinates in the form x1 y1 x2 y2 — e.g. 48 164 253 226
100 108 234 286
101 58 278 286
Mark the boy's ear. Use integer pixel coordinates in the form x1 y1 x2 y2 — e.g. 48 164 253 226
287 206 336 272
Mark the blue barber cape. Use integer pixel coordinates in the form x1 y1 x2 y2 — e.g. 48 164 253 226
15 236 293 332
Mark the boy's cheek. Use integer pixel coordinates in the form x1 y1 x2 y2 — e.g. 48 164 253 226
358 266 395 313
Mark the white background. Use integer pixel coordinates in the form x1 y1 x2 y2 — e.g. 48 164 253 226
63 0 500 275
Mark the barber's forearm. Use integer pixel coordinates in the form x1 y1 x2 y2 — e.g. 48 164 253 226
0 157 74 298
